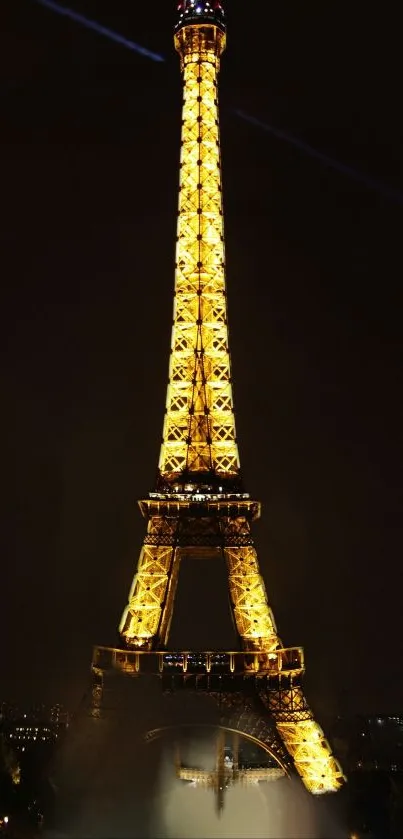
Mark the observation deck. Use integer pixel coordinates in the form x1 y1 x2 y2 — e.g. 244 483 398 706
175 1 226 35
139 491 261 521
92 645 304 692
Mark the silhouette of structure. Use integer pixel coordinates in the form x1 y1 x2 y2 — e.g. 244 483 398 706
54 2 345 830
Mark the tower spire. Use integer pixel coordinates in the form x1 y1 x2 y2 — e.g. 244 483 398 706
158 0 238 491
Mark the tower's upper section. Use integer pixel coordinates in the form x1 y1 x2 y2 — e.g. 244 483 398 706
174 0 226 67
175 0 226 35
157 0 239 492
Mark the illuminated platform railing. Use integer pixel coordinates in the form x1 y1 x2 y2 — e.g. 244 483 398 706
92 645 304 679
138 494 261 520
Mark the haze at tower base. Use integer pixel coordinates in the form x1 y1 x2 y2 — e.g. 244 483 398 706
48 723 345 837
153 747 346 839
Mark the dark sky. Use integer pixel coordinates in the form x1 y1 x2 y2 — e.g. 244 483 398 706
2 1 402 717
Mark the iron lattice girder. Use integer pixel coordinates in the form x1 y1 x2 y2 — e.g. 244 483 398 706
222 702 291 771
119 512 279 653
159 26 239 481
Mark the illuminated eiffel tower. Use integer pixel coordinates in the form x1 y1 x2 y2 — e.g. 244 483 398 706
85 0 346 803
61 2 347 826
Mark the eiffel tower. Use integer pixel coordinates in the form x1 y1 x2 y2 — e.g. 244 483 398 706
54 1 344 830
104 0 344 799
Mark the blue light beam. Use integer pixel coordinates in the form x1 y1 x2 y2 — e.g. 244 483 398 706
234 109 403 207
31 0 403 207
33 0 166 63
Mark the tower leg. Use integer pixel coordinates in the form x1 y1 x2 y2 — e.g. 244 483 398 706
221 518 345 794
221 520 279 652
262 683 345 793
119 517 180 649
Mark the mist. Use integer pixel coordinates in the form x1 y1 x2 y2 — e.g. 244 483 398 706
150 737 346 839
47 678 346 839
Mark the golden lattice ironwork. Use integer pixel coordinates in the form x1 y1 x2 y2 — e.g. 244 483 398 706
263 685 345 793
117 0 345 799
159 19 239 482
223 536 279 653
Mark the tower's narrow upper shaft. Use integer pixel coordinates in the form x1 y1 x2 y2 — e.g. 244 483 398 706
158 0 240 491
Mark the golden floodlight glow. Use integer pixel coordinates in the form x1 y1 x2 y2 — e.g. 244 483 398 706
118 2 345 798
159 25 239 481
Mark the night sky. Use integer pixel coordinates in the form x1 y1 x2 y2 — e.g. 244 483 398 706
2 1 402 717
